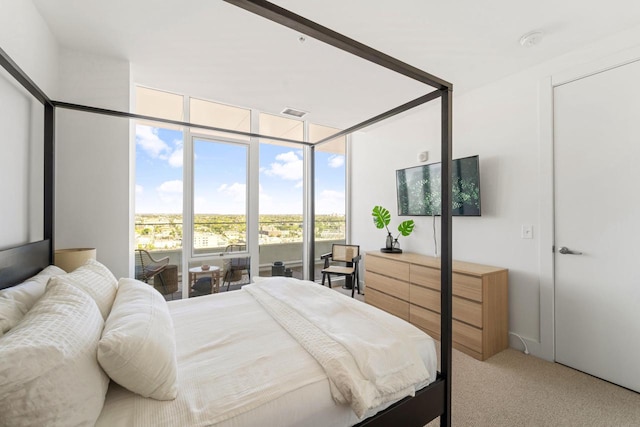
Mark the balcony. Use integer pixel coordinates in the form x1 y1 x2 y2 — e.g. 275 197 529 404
141 240 346 299
136 217 346 299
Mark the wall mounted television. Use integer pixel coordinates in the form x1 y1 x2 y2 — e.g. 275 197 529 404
396 155 481 216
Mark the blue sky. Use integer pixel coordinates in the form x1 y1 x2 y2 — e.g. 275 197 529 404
135 125 345 215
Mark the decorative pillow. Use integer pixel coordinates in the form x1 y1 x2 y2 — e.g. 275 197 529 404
98 278 178 400
0 265 66 334
48 258 117 319
0 280 109 427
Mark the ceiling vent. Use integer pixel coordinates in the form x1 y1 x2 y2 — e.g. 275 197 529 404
281 107 308 118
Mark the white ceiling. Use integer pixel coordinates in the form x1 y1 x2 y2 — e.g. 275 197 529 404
33 0 640 130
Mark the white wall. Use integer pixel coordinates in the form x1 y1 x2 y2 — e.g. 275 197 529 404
352 24 640 360
0 0 59 97
0 2 133 278
0 70 44 248
55 49 132 278
0 0 57 248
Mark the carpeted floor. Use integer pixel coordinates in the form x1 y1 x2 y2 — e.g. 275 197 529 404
427 347 640 426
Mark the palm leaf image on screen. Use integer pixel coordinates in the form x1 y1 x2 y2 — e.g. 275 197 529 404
396 155 481 216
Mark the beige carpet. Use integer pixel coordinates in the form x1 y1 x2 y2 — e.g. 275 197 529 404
427 347 640 426
321 285 640 425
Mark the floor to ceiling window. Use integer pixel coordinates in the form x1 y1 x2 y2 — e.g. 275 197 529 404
135 86 348 294
189 97 251 260
192 138 248 254
258 113 304 277
134 87 184 298
310 124 346 281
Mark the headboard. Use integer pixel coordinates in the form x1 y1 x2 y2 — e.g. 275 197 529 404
0 240 50 290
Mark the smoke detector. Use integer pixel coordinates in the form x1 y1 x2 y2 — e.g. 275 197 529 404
519 31 543 47
281 107 308 118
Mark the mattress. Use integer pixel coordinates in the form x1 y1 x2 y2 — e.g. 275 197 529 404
97 281 437 427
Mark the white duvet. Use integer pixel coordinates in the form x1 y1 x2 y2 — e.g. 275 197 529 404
97 277 436 427
244 278 430 417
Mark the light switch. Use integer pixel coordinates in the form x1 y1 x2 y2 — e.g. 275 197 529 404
521 225 533 239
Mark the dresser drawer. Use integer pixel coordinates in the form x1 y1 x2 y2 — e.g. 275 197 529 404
366 271 409 300
410 284 439 312
410 264 440 290
409 304 440 338
366 255 409 282
453 320 482 354
454 297 483 328
453 273 482 302
410 284 483 328
365 288 409 321
411 266 483 304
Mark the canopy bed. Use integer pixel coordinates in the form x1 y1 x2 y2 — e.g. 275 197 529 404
0 0 453 425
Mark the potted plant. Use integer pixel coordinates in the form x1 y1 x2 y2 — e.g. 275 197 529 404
372 205 414 253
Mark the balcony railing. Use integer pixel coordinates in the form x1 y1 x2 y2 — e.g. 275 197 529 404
145 239 344 282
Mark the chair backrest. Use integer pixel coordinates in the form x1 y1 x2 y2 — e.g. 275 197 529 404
225 244 246 253
135 249 169 280
135 249 147 269
331 244 359 263
224 244 250 270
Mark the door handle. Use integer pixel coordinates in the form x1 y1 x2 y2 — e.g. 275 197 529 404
558 246 583 255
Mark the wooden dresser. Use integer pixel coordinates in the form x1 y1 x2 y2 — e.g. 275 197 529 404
364 251 508 361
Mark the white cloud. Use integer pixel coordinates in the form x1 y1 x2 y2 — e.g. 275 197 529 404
136 125 170 158
168 142 183 168
316 189 345 214
135 184 143 194
258 184 272 202
156 180 183 207
328 154 345 168
217 182 246 203
264 150 303 182
194 182 246 214
158 180 183 193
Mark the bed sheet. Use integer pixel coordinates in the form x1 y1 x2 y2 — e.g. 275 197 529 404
97 283 437 427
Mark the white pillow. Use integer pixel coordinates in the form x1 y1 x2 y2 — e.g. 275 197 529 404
0 265 66 334
98 278 178 400
48 258 117 319
0 280 109 427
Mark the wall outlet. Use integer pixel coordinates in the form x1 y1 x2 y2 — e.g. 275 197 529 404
521 225 533 239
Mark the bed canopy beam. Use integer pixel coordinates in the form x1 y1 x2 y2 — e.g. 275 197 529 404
0 46 55 264
441 88 453 422
1 2 453 425
223 0 452 91
315 90 442 146
0 46 50 106
51 100 316 147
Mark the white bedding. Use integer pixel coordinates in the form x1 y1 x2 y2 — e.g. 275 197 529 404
244 278 430 417
97 278 437 427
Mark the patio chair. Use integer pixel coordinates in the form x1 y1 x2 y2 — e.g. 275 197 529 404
135 249 170 292
321 244 361 298
222 244 251 291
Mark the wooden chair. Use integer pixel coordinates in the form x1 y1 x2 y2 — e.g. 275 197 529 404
222 244 251 291
321 244 361 297
135 249 170 292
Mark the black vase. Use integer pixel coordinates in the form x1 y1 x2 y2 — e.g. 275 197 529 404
385 232 393 249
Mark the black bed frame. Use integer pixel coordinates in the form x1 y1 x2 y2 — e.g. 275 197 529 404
0 1 453 425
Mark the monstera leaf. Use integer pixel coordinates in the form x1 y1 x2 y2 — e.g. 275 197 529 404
372 205 391 230
397 220 415 237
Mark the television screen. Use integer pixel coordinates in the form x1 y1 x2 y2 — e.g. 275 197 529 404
396 155 481 216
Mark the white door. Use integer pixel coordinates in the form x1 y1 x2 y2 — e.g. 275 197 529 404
554 59 640 391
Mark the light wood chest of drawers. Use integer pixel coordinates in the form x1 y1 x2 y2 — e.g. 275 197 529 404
364 251 508 361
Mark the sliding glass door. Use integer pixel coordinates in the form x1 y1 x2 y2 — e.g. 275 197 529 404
192 138 249 256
